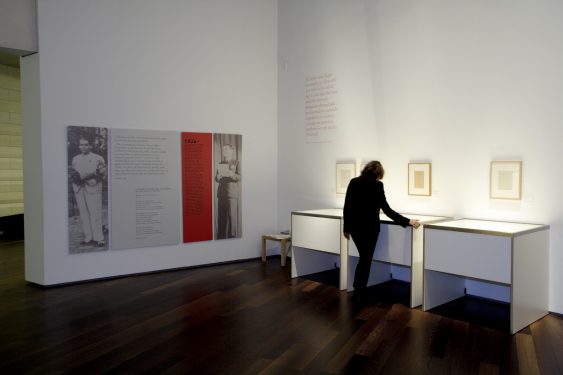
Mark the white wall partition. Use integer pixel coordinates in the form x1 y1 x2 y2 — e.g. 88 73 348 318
278 0 563 314
21 53 43 284
24 0 278 285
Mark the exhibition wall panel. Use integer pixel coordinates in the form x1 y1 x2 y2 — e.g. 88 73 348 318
182 132 213 243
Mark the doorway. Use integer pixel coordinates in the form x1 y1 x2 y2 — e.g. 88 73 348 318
0 49 24 240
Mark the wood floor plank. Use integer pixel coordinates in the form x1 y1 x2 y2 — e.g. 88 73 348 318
365 310 442 374
516 332 541 375
530 315 563 374
1 241 563 374
478 362 499 375
356 305 413 374
440 319 473 373
355 304 411 357
326 307 387 373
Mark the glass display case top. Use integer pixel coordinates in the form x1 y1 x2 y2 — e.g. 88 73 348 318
425 219 548 236
293 209 449 225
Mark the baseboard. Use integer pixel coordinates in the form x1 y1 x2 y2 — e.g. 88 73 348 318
28 254 282 289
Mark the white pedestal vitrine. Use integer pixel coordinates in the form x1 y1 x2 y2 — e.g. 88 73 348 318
291 209 449 296
423 219 550 334
348 214 450 308
291 209 348 290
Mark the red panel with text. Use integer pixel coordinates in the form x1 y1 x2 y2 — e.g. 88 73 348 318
182 132 213 243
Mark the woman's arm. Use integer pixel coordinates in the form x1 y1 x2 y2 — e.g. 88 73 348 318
379 182 411 227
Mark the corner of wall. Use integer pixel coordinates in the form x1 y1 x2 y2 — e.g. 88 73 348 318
21 53 45 284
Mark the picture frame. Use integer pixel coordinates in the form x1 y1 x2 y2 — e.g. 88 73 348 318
336 162 356 195
490 161 522 200
408 163 432 196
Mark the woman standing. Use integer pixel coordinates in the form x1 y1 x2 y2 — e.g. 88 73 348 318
343 161 420 305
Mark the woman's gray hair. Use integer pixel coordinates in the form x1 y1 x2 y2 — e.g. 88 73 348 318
361 160 384 180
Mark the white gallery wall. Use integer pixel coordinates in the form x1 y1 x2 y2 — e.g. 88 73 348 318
23 0 278 285
278 0 563 314
278 0 380 231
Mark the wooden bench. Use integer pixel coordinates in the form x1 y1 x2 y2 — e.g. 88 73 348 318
261 234 291 267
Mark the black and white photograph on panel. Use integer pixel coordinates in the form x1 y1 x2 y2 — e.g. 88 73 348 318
67 126 109 253
213 133 242 239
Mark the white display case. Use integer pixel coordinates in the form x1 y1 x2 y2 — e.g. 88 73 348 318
291 209 449 298
291 209 348 290
423 219 550 334
348 214 450 308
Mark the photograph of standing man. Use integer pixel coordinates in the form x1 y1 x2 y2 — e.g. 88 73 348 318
213 134 242 239
67 126 109 253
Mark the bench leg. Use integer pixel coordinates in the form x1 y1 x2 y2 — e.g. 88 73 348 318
261 237 267 262
280 239 287 267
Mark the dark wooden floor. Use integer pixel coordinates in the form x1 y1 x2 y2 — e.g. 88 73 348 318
1 241 562 374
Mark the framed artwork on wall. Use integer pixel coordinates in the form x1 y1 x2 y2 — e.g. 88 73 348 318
490 161 522 200
408 163 432 196
336 162 356 194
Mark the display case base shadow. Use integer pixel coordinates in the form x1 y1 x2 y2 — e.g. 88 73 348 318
301 268 411 306
301 268 340 288
426 295 511 332
300 268 511 331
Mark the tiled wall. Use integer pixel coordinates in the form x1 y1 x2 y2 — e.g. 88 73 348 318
0 64 23 217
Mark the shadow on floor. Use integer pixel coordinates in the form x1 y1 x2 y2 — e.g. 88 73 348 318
427 295 511 332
